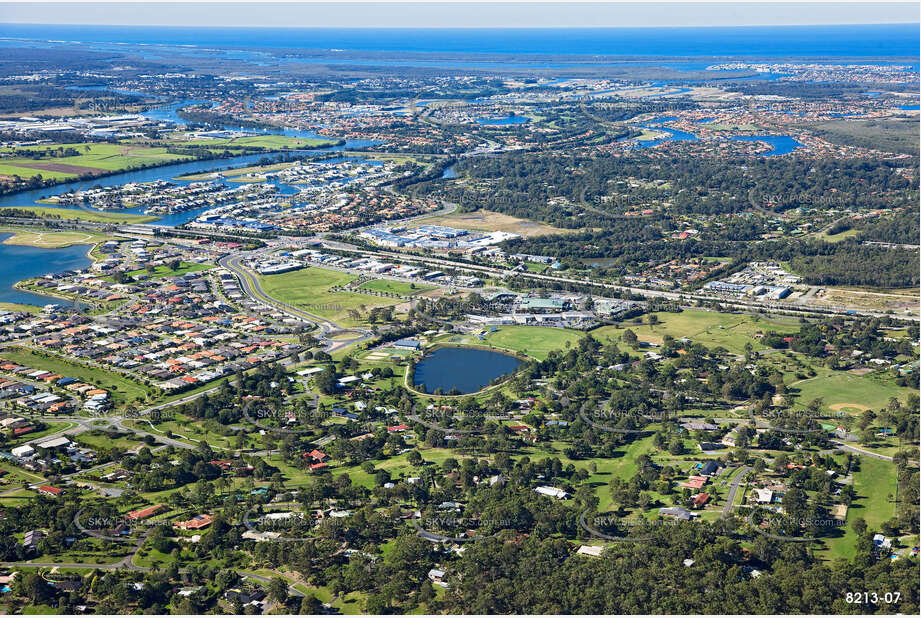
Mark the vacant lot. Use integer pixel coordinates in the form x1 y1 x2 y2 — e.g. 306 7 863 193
1 229 109 249
414 209 572 238
357 279 435 296
259 267 401 327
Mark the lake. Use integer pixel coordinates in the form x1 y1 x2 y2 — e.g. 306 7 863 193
413 346 523 394
0 234 94 306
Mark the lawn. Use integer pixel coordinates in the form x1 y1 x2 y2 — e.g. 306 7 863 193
820 457 897 561
445 326 586 360
790 371 914 414
357 279 436 296
0 205 157 224
124 261 213 280
0 142 193 180
259 267 401 327
0 302 40 313
594 309 802 355
0 347 152 408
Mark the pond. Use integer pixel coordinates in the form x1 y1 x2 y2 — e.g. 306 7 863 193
413 346 523 394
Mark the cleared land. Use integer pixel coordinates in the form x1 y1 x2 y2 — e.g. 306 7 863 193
0 142 193 181
357 279 436 296
0 229 109 248
259 267 401 327
414 209 572 238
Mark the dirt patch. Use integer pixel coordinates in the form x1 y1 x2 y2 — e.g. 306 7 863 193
15 162 101 175
848 368 874 376
829 402 871 413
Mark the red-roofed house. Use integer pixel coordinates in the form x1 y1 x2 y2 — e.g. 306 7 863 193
127 504 165 520
38 485 63 497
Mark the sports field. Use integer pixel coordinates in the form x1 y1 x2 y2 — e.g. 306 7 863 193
448 325 586 360
790 371 914 413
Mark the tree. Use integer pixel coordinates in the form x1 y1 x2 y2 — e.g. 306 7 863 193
852 516 867 536
268 577 288 603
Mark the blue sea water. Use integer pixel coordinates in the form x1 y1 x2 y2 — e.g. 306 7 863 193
0 24 918 58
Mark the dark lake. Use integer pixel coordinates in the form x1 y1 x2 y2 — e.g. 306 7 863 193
413 346 522 394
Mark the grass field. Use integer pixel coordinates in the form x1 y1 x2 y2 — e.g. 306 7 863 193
0 302 40 313
176 134 337 150
357 279 436 296
465 325 586 360
820 457 897 560
0 348 152 408
790 372 914 413
0 205 157 224
259 267 401 327
0 229 109 248
413 209 572 238
593 309 802 355
0 142 193 180
124 261 213 280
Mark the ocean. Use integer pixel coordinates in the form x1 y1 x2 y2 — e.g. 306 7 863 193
0 23 918 58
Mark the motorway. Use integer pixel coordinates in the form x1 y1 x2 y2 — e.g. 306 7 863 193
317 240 919 322
217 251 373 353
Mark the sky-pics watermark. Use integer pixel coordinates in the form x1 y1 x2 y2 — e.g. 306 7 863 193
241 399 316 435
408 409 486 435
746 510 846 542
578 509 686 543
241 506 313 543
74 509 171 543
752 407 834 435
412 515 522 543
579 406 668 435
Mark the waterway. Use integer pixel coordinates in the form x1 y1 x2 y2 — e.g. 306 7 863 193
0 233 94 306
0 97 379 226
413 346 523 394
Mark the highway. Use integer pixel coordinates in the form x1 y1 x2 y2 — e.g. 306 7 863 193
217 251 373 353
318 240 919 322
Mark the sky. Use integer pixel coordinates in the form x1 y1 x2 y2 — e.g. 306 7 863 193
0 1 918 29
